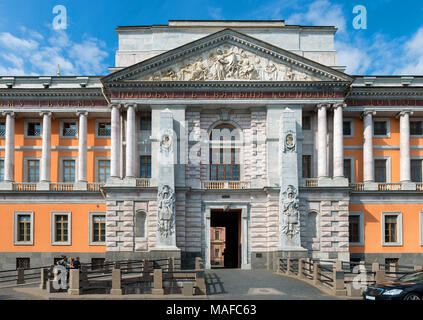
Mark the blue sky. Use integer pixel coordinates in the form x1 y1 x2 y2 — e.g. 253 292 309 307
0 0 422 76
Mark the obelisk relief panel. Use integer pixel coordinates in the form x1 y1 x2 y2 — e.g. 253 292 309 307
156 109 178 249
279 109 306 252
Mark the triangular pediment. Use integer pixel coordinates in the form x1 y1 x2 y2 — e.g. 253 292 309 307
103 29 353 83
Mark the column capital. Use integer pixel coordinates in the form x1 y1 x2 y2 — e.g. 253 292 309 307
2 110 15 118
396 109 414 118
76 110 88 117
109 103 122 110
332 102 347 110
39 111 52 117
316 103 331 111
360 109 376 119
124 103 137 110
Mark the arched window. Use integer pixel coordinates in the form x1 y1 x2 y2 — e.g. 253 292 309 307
307 211 318 239
135 210 147 238
209 123 241 181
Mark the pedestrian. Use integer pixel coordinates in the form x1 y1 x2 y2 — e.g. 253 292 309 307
66 257 73 283
57 255 67 267
73 257 81 269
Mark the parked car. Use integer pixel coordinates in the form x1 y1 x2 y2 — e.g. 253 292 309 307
363 270 423 300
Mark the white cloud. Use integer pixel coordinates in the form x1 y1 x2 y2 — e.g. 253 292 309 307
394 28 423 75
0 27 108 76
208 7 224 20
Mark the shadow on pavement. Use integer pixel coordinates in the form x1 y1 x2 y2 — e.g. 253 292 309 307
205 272 226 295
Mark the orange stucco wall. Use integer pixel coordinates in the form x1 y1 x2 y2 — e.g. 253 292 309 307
0 203 106 252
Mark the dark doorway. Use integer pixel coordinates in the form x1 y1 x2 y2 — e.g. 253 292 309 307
211 209 241 268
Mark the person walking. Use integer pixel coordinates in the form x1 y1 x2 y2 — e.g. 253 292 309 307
73 257 81 269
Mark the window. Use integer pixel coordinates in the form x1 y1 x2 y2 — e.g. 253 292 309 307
51 212 71 245
385 258 399 266
98 160 110 183
27 159 39 182
0 122 5 137
27 121 41 137
92 215 105 243
302 116 311 130
140 156 151 178
411 160 422 182
343 121 352 136
307 211 318 239
61 121 77 137
97 121 111 137
91 258 105 271
410 121 423 136
215 230 220 240
344 159 352 182
302 155 312 178
374 120 388 136
382 212 402 246
209 124 241 181
215 248 219 258
0 160 4 181
374 159 387 182
135 211 146 238
14 212 33 245
140 116 152 131
16 258 30 270
62 160 75 183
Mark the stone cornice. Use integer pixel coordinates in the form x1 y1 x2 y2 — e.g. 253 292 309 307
349 87 423 98
0 88 104 99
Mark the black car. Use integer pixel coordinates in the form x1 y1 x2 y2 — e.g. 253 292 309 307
363 271 423 300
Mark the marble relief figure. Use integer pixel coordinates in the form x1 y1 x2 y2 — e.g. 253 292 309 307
143 44 320 82
281 185 300 237
157 185 175 237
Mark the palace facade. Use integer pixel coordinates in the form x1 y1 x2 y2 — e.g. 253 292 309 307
0 20 422 270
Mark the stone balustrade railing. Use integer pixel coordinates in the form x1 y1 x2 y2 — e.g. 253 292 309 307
135 178 151 187
50 183 75 191
377 183 402 191
202 181 250 190
87 183 104 191
12 183 37 191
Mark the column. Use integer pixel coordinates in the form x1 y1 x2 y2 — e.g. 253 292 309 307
77 111 88 183
333 103 346 178
362 110 375 182
3 111 15 182
125 104 136 178
241 207 250 269
317 104 329 178
110 104 121 178
399 110 412 182
40 111 52 183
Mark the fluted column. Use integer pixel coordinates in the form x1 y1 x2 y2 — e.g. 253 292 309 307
40 111 52 182
3 111 15 182
399 110 413 182
362 110 376 182
110 104 121 178
333 103 346 178
125 104 136 178
317 104 329 178
77 111 88 182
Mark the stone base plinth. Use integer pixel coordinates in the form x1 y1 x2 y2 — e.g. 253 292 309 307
67 289 81 295
152 289 164 295
110 289 122 295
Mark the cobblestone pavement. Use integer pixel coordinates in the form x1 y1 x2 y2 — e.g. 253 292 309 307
205 269 339 300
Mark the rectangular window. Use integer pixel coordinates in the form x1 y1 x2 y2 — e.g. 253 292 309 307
62 160 75 183
374 120 388 136
302 116 311 130
27 122 41 137
140 156 151 178
343 121 352 136
302 155 312 178
374 159 387 182
97 122 111 137
27 160 39 182
384 215 397 243
62 121 77 137
349 215 360 243
410 121 423 136
215 230 220 240
92 215 106 243
0 160 4 181
98 160 110 183
344 159 352 182
140 116 152 131
215 248 219 258
55 215 69 243
16 258 30 270
385 258 399 266
411 160 422 182
0 122 5 137
18 215 31 242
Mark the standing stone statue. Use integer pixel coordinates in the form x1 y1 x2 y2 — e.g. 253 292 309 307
281 185 300 237
157 185 175 237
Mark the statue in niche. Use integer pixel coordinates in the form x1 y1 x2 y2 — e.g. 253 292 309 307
157 185 175 237
281 185 300 237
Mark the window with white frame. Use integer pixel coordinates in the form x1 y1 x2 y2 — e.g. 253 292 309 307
51 212 71 245
382 212 403 246
89 212 106 245
25 120 41 137
349 212 364 246
373 119 390 137
96 120 111 137
62 159 76 183
14 211 34 245
411 159 422 182
60 120 78 138
410 120 423 136
97 159 110 183
26 159 40 182
343 119 354 137
420 212 423 246
0 159 4 181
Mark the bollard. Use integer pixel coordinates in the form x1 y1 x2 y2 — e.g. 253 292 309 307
39 268 48 289
333 268 347 296
110 268 122 295
286 258 292 275
17 268 25 285
183 282 194 296
374 270 386 283
195 271 207 295
195 257 202 270
313 262 320 285
152 268 164 295
68 269 81 295
414 265 422 271
298 259 305 279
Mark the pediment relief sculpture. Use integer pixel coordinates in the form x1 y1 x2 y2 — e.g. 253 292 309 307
139 45 322 82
